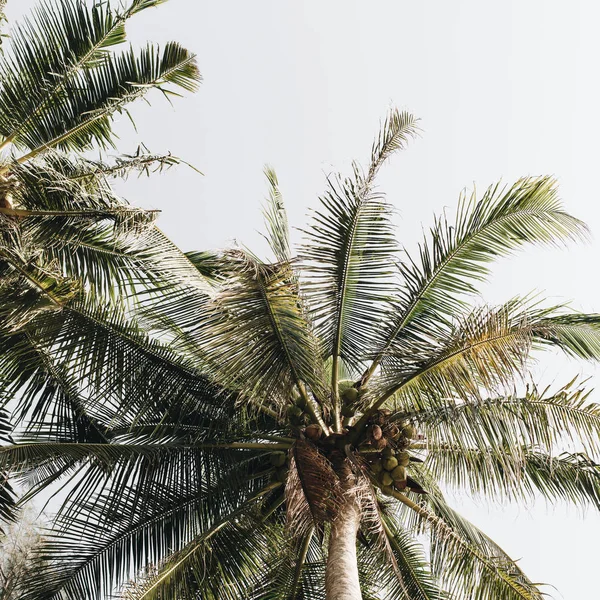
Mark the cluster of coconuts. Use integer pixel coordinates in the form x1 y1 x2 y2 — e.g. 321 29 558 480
286 394 312 427
361 412 418 494
269 451 290 482
371 446 410 490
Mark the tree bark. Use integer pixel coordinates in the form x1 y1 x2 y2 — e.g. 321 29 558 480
325 494 363 600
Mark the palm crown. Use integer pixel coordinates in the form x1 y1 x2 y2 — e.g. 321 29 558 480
2 1 600 600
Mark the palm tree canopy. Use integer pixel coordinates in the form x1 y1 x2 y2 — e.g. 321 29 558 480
2 2 600 600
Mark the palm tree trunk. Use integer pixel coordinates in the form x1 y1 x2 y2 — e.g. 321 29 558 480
325 494 363 600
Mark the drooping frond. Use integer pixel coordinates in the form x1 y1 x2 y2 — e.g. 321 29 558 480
16 442 279 600
382 479 545 600
414 378 600 459
118 486 282 600
359 513 448 600
365 176 587 383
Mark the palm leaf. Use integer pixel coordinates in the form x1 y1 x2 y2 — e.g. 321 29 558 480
364 176 587 384
413 378 600 459
263 166 291 264
0 0 183 156
301 108 418 427
194 250 327 417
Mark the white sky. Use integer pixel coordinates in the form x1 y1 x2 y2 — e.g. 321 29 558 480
6 0 600 598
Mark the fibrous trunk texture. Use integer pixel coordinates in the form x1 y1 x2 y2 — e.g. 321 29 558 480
325 491 363 600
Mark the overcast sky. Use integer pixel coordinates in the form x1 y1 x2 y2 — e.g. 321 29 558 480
6 1 600 598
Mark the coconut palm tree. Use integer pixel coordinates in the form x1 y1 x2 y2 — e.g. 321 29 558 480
3 2 600 600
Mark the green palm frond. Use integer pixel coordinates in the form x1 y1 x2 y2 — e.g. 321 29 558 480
426 497 545 600
13 440 279 600
425 444 600 506
118 486 281 600
0 408 16 531
414 378 600 458
263 166 291 264
364 176 587 384
194 250 327 417
360 514 448 600
381 481 545 600
365 300 600 419
301 108 418 428
0 0 191 157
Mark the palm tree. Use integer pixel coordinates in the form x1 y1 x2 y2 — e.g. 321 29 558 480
2 2 600 600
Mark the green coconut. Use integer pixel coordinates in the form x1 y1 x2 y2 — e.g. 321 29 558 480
371 459 383 474
401 424 416 439
382 447 394 458
391 465 406 481
380 485 394 496
342 387 359 404
270 452 287 467
380 472 393 486
397 451 410 466
382 457 398 471
341 405 354 417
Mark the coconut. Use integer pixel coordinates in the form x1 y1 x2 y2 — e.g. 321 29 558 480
401 424 416 439
382 447 394 458
372 437 387 450
397 451 410 466
270 452 287 467
393 479 407 490
380 472 393 486
342 387 359 404
391 465 406 481
382 456 398 471
341 405 354 417
305 424 323 441
371 459 383 474
369 424 383 441
380 485 394 496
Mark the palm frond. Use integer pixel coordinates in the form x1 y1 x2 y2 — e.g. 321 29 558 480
301 108 418 427
262 166 291 264
194 250 327 415
359 513 448 600
425 444 600 506
414 378 600 459
364 176 587 383
18 445 278 600
0 408 16 531
368 300 600 417
118 486 281 600
382 480 545 600
0 0 186 156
